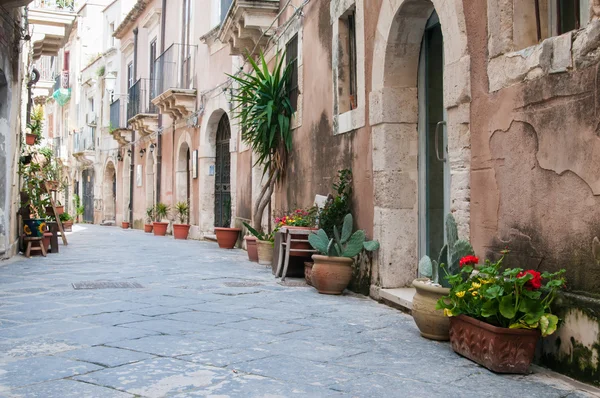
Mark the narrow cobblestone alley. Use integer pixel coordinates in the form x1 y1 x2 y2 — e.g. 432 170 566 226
0 226 596 397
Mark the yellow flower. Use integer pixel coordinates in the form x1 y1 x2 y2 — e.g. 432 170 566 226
455 291 466 298
38 222 46 234
471 282 481 289
472 291 478 296
24 225 31 235
482 278 496 284
443 308 453 317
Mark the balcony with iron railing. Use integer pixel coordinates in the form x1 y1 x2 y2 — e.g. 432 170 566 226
217 0 279 55
73 127 96 155
109 98 133 145
127 78 158 136
29 0 77 60
32 55 58 100
151 43 197 121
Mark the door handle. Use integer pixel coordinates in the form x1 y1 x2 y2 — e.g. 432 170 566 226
435 121 447 162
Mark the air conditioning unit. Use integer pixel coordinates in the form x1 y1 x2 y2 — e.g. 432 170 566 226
86 112 97 125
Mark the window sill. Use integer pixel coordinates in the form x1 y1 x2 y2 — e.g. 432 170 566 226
334 106 365 135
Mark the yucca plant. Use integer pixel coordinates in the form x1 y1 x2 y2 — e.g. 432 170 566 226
154 202 170 222
175 201 190 224
145 206 155 223
228 51 294 233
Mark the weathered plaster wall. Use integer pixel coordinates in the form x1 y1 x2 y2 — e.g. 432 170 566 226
465 0 600 384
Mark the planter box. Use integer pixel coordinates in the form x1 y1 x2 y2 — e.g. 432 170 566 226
449 315 539 374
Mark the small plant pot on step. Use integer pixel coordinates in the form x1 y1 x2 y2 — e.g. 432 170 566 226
310 254 354 295
42 232 52 253
173 224 191 240
411 278 451 341
214 227 240 249
244 236 259 262
122 221 130 229
144 224 153 233
25 133 36 146
153 222 168 236
449 315 540 374
256 239 274 265
45 206 64 216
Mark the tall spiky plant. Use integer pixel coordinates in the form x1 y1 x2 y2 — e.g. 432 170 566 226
227 52 294 233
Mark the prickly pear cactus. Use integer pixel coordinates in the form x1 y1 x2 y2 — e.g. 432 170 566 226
308 213 379 258
419 256 433 278
449 239 474 276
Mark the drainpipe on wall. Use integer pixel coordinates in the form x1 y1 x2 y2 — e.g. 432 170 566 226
129 28 139 228
156 0 167 205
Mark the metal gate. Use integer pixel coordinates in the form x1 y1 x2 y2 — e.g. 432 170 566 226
82 168 94 223
214 114 231 227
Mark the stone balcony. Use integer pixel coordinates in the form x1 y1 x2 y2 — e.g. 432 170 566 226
152 89 196 120
28 1 76 60
218 0 280 55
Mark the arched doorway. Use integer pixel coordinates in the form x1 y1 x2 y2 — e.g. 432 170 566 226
214 114 231 227
82 168 95 223
176 142 190 204
103 161 117 222
371 0 471 288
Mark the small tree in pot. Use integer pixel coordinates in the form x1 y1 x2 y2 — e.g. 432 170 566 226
144 206 154 233
412 213 474 341
173 201 191 240
308 214 379 295
153 202 170 236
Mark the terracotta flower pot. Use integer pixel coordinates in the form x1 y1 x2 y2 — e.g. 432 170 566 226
25 133 36 145
411 278 451 341
122 221 130 229
304 262 314 286
45 206 64 216
310 254 354 295
286 226 317 256
63 220 73 232
42 232 52 253
214 227 241 249
449 315 540 374
144 224 153 233
173 223 191 240
256 239 274 265
153 221 168 236
244 236 259 262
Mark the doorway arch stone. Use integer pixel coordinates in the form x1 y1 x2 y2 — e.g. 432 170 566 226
370 0 471 288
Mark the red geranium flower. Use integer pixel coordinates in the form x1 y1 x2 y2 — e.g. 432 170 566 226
517 270 542 290
459 255 479 268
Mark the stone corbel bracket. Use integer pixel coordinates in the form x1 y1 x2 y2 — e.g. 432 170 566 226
110 128 132 146
128 114 159 137
151 89 197 120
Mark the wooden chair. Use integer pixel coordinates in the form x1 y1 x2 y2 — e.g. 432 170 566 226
276 228 318 281
24 237 46 258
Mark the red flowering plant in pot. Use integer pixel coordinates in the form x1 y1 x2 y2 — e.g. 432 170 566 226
436 251 566 374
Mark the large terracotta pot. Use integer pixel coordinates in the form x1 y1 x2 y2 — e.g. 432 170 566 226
122 221 130 229
285 226 317 255
310 254 354 295
144 224 153 233
449 315 540 374
256 239 274 265
153 221 168 236
173 224 191 240
411 278 451 341
214 227 241 248
23 218 46 238
244 236 259 262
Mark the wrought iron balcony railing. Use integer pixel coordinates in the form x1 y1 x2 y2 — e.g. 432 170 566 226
153 43 196 100
110 98 125 130
127 78 157 120
73 127 95 153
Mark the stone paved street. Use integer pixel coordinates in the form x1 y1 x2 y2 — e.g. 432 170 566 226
0 225 596 397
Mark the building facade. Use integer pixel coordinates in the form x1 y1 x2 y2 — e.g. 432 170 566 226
45 0 600 384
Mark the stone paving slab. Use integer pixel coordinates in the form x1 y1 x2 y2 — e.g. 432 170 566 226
0 225 596 397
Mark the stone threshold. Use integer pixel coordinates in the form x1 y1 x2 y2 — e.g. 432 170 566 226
204 234 217 242
379 287 415 313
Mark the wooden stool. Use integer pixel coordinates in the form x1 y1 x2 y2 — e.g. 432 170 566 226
24 237 46 258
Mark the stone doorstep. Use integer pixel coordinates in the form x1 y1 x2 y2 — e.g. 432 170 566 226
204 234 218 242
380 287 415 312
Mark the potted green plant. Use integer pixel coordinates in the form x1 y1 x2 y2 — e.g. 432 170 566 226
318 169 352 237
412 213 474 341
18 151 49 239
308 214 380 295
25 105 44 146
153 202 170 236
74 194 85 223
173 201 191 240
243 222 275 265
144 206 154 233
60 212 73 231
228 51 294 244
437 251 566 373
275 207 317 256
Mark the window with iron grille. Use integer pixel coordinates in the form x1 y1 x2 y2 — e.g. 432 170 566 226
286 34 299 113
